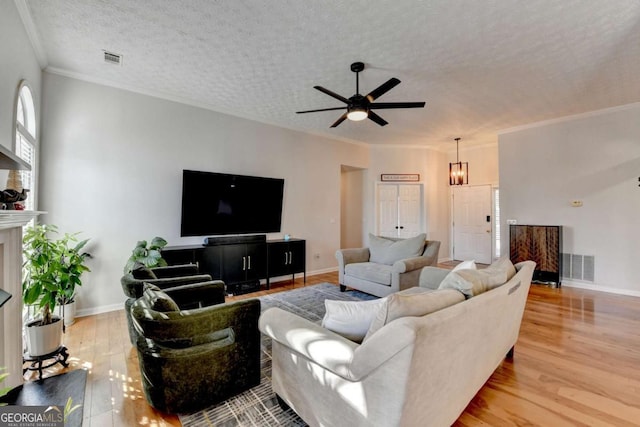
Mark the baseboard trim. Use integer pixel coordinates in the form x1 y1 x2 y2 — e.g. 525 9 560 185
76 302 123 318
561 280 640 298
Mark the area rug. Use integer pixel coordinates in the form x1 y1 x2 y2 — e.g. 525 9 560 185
179 283 376 426
0 369 87 427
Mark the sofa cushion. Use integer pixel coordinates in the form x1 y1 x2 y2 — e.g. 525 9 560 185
437 269 490 298
143 283 179 312
437 257 517 298
483 257 517 288
345 262 393 285
364 288 465 341
452 259 477 272
321 297 388 343
368 233 426 266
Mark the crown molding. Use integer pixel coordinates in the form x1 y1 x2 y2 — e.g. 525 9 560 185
14 0 48 68
498 101 640 135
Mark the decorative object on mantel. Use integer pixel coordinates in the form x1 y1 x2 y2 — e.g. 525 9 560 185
449 137 469 185
6 170 23 191
381 174 420 182
0 188 29 210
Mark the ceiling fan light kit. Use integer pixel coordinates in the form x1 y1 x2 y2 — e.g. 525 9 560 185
296 61 426 127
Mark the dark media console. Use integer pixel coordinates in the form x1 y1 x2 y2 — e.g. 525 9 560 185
162 235 306 295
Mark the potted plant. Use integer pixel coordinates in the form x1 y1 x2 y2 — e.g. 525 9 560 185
124 236 168 273
22 224 91 355
54 231 91 326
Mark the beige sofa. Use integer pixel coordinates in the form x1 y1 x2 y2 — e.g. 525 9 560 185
259 260 535 427
336 234 441 297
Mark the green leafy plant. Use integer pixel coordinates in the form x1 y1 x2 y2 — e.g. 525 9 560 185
124 237 168 273
22 224 91 325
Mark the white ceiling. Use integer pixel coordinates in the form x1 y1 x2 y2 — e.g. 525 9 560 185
21 0 640 149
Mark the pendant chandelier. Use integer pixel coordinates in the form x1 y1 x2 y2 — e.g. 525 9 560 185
449 137 468 185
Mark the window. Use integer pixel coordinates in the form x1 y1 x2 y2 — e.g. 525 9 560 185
14 81 36 210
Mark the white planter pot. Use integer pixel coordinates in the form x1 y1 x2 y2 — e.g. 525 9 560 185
26 316 63 357
56 301 76 326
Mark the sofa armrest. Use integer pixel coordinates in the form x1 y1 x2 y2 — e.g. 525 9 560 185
259 308 359 379
151 263 199 278
418 267 451 290
163 280 225 309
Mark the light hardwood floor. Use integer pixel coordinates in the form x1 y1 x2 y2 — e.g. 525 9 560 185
28 271 640 426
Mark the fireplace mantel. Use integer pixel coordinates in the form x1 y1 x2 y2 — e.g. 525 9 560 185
0 211 42 230
0 210 44 389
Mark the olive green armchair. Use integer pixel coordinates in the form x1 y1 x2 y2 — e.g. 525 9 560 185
131 283 261 413
121 263 221 344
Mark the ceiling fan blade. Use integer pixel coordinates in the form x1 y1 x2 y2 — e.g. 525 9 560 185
330 113 348 128
367 111 388 127
314 86 350 104
369 102 426 109
365 78 401 102
296 107 346 114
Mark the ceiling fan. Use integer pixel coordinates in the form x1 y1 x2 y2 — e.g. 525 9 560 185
296 62 426 128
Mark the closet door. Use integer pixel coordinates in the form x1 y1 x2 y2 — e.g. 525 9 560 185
376 183 423 238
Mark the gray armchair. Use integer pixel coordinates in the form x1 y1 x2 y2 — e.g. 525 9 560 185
336 235 440 297
131 283 261 413
120 263 222 344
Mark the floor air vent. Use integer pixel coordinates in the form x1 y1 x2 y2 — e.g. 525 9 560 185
561 253 595 282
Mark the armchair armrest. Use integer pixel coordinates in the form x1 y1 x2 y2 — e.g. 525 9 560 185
418 267 451 290
335 248 370 266
259 308 359 379
135 298 261 342
163 280 225 309
393 255 437 274
121 274 213 298
151 263 199 278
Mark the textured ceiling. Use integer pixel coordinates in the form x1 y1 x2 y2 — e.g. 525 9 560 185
22 0 640 149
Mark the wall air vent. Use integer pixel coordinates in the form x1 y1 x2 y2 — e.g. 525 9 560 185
561 253 595 283
103 50 122 65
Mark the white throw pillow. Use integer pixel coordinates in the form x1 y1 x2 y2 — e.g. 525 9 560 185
368 233 426 265
452 260 477 272
321 297 387 343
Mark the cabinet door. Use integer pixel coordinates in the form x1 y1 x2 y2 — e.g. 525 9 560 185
288 240 306 274
222 244 247 284
245 243 267 281
377 185 399 238
200 246 223 280
397 185 422 238
268 242 290 277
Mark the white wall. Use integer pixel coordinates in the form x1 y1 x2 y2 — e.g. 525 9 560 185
0 1 43 389
499 103 640 295
39 72 369 314
366 146 450 259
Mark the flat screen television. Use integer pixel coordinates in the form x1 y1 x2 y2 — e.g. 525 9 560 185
181 170 285 237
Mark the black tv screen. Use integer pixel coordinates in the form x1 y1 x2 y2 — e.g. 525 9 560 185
181 170 285 237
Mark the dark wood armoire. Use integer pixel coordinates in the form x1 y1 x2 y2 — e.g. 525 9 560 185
509 225 563 286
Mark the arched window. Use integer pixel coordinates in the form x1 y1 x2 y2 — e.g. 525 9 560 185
14 81 36 210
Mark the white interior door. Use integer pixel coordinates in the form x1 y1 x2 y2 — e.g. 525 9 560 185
377 183 423 238
377 185 399 238
453 185 492 264
398 185 422 238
